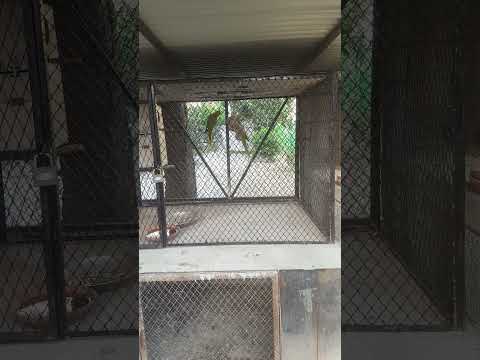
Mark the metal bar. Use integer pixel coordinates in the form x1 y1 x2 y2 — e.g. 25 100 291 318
453 10 466 329
341 218 377 234
231 98 289 197
147 83 168 248
0 69 30 76
0 150 35 161
165 105 229 198
294 96 301 199
299 21 341 71
370 0 382 228
141 196 297 207
23 0 66 339
161 240 327 247
328 72 339 243
139 18 185 77
224 100 231 196
271 273 281 360
0 162 6 243
67 330 139 337
140 73 327 85
140 271 277 283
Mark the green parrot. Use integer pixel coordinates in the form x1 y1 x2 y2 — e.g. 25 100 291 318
205 110 222 146
228 114 249 151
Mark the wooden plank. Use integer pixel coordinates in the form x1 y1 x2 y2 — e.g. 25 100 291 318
272 272 282 360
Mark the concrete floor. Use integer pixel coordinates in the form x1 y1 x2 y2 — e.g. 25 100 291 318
140 201 330 247
0 239 137 334
342 230 446 327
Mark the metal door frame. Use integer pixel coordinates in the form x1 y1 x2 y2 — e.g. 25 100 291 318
145 84 301 247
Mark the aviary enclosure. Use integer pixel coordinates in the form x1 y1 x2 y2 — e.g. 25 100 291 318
138 75 338 248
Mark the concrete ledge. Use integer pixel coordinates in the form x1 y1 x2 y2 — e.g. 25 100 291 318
140 244 340 274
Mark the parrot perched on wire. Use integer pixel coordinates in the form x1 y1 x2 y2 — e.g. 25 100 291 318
205 110 222 146
228 114 249 151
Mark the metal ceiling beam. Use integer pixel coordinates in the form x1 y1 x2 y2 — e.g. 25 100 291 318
139 18 186 76
299 20 341 71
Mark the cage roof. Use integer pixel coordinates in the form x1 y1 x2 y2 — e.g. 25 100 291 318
141 75 326 102
140 0 340 79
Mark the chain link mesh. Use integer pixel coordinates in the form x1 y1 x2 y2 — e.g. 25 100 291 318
1 0 138 340
0 0 51 340
466 226 480 327
140 274 277 360
139 75 337 247
341 0 373 220
341 0 464 330
40 0 138 336
342 226 449 330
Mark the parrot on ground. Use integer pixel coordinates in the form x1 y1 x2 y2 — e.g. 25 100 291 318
228 114 249 151
205 110 222 146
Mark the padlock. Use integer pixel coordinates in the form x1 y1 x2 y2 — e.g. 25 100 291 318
152 167 164 184
33 153 58 187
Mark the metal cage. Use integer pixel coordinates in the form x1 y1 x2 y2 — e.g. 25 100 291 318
342 0 467 331
138 75 339 248
0 0 138 341
140 272 280 360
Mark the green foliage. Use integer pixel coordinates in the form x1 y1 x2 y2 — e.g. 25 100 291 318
186 97 297 158
252 123 296 160
252 127 281 159
279 123 296 159
230 98 293 133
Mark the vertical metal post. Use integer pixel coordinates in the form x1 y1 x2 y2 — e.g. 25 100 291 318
370 0 382 228
23 0 66 338
224 100 231 196
147 83 168 247
453 6 466 329
0 162 6 243
329 72 339 244
294 96 301 200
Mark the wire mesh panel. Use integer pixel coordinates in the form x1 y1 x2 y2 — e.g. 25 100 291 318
0 0 54 341
139 75 337 247
36 0 138 337
341 0 374 221
466 226 480 327
140 273 279 360
375 0 464 328
341 0 465 331
342 226 450 330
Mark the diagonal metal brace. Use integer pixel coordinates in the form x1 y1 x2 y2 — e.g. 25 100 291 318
231 98 290 197
165 104 229 198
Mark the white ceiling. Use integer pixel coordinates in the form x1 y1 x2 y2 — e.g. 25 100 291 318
140 0 340 78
